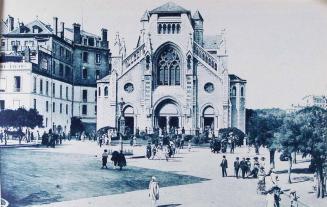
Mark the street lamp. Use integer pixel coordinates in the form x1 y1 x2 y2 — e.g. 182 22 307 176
118 98 125 152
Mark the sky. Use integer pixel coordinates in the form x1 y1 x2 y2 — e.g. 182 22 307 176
2 0 327 109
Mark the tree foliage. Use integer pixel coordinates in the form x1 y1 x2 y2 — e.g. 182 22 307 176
70 117 85 135
0 108 43 128
218 127 245 146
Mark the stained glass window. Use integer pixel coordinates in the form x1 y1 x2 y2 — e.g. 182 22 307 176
157 46 181 86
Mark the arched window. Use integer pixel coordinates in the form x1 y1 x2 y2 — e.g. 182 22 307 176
98 87 101 96
157 46 181 86
240 87 244 97
104 86 108 96
231 86 236 96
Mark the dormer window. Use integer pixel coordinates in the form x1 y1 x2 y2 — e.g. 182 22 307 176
32 25 43 33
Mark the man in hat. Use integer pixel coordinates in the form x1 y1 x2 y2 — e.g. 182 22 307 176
240 157 247 179
149 176 160 207
101 149 109 169
234 157 240 178
220 155 228 177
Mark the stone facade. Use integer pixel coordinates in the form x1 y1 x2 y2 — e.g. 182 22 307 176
0 16 110 134
97 2 246 134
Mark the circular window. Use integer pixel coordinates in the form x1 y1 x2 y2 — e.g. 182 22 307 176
204 82 214 93
124 83 134 93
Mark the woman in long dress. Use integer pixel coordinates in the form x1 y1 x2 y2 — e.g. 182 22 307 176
149 176 159 207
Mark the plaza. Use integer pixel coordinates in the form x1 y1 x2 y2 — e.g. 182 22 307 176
1 140 325 207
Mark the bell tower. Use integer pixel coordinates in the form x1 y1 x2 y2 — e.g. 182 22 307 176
193 10 204 46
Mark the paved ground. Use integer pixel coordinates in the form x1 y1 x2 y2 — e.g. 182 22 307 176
2 140 326 207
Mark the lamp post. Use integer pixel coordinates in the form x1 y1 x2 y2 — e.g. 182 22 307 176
118 98 125 152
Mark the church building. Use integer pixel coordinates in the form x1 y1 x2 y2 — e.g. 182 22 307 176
97 2 246 134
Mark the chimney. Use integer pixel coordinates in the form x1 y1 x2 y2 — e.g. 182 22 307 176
73 23 81 44
53 17 58 35
60 22 65 38
8 15 14 32
101 28 108 48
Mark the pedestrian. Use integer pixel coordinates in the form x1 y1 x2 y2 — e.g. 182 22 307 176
220 155 228 177
234 157 240 178
117 150 126 170
149 176 159 207
290 190 299 207
188 140 192 152
246 157 251 176
260 157 266 170
102 149 109 169
240 157 247 179
146 143 152 159
257 166 266 194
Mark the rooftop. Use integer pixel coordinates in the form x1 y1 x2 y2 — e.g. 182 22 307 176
149 2 190 14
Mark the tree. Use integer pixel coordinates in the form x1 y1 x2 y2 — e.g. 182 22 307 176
275 112 302 183
218 127 245 146
294 106 327 198
0 108 43 144
70 117 84 137
247 108 286 168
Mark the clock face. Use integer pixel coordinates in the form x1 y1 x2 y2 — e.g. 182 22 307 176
204 82 214 93
124 83 134 93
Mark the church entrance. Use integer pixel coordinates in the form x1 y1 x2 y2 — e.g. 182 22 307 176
202 106 215 131
123 106 134 135
154 99 180 130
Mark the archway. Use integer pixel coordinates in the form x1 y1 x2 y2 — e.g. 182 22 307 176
124 106 134 134
154 99 181 130
202 106 215 131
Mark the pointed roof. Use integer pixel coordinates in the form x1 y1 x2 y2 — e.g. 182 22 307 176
229 74 246 82
140 10 149 22
149 2 190 14
8 19 53 35
193 10 203 21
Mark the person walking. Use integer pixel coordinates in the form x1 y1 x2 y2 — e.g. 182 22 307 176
146 143 152 159
149 176 160 207
234 157 240 178
101 149 109 169
220 155 228 177
240 157 247 179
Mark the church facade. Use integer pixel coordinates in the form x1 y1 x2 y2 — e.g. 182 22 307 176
97 2 246 135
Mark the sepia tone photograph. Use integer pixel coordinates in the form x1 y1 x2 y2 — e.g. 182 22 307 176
0 0 327 206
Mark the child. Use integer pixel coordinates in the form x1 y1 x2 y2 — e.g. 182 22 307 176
102 149 109 169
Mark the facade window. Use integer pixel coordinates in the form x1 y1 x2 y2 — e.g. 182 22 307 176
14 76 21 92
41 59 48 70
231 86 237 97
104 86 108 96
60 103 62 114
83 38 87 46
52 83 55 97
98 87 101 96
95 54 101 64
83 52 88 63
40 79 43 94
1 40 5 47
65 66 71 78
240 87 244 97
82 105 87 115
33 77 36 93
95 90 97 101
82 67 88 79
66 104 68 115
46 101 49 112
52 61 56 74
60 85 62 98
95 105 97 115
46 118 48 127
33 99 36 109
157 46 181 86
66 86 69 100
59 63 64 76
0 100 4 111
89 37 95 46
82 90 87 102
46 81 49 95
65 50 71 60
95 69 100 79
53 102 55 112
59 46 64 57
29 41 34 47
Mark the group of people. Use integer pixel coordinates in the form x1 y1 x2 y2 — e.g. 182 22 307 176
220 155 300 207
101 149 126 170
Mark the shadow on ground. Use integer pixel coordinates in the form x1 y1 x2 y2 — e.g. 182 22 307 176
1 148 208 207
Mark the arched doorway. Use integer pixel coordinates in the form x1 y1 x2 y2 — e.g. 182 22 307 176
154 99 180 130
202 106 215 131
124 106 134 134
